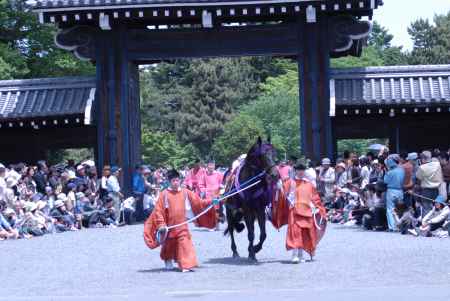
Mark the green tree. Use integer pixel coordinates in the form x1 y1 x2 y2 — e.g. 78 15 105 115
0 0 94 79
331 46 384 68
141 130 199 169
211 114 265 166
408 12 450 64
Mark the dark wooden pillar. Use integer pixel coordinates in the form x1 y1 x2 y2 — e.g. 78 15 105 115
388 122 400 154
298 15 333 163
95 26 141 195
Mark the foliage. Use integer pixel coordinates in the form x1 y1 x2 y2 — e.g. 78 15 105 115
331 46 384 68
46 148 94 166
141 130 200 169
211 114 265 166
337 139 388 157
140 57 285 158
408 12 450 65
0 0 94 79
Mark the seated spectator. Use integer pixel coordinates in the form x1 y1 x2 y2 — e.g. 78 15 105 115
21 202 47 237
362 184 387 231
418 195 449 237
99 196 118 227
0 201 19 240
51 197 77 232
392 200 417 235
119 196 136 225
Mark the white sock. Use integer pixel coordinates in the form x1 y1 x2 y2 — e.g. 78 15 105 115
164 260 174 270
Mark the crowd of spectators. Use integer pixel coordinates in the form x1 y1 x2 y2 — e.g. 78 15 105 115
0 160 165 240
298 147 450 238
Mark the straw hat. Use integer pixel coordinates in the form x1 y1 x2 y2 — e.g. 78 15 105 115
4 208 15 216
36 201 47 210
24 202 38 212
6 177 18 188
54 199 65 208
57 193 68 202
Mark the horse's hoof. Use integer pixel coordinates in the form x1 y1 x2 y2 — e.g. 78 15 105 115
232 253 240 259
248 256 258 263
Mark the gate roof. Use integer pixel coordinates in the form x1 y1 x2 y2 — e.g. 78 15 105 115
330 64 450 116
0 77 96 129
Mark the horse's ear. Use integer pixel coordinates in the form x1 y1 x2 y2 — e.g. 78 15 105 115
257 136 262 145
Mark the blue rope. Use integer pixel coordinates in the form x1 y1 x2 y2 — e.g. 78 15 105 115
221 170 266 198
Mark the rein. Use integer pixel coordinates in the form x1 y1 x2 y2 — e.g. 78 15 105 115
156 173 266 245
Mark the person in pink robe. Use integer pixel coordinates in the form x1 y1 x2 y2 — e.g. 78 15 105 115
183 161 207 197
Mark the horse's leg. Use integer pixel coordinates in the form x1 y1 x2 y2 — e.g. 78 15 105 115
244 210 256 262
254 207 267 254
226 205 239 258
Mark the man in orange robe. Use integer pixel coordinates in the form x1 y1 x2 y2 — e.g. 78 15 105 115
272 163 327 263
144 169 217 272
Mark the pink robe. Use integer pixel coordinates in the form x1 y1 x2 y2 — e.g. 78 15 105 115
277 164 292 180
183 168 207 196
204 171 224 200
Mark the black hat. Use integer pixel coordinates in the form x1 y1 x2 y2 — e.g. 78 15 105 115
167 169 180 181
294 163 306 171
289 155 298 162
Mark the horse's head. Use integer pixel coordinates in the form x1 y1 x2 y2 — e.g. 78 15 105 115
246 136 278 178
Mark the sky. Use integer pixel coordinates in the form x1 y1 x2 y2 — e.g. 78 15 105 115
372 0 450 51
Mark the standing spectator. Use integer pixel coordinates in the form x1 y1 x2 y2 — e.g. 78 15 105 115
47 167 61 191
132 165 146 222
87 166 99 195
100 165 111 200
416 151 443 215
360 157 371 189
305 160 317 188
33 161 48 194
0 164 7 201
335 163 348 189
75 165 89 188
23 167 37 194
400 153 414 207
439 152 450 197
318 158 335 206
384 157 405 231
369 160 384 184
107 166 123 216
348 158 361 186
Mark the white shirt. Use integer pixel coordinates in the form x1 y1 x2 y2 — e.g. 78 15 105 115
107 176 121 193
305 168 317 188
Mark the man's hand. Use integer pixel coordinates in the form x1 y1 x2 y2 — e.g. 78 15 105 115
156 226 168 244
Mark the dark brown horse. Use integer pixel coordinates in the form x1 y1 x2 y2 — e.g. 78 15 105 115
224 137 278 262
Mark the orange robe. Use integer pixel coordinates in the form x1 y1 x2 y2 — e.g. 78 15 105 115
271 179 326 256
143 188 216 270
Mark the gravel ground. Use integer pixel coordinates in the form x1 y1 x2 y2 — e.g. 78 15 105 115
1 223 450 301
